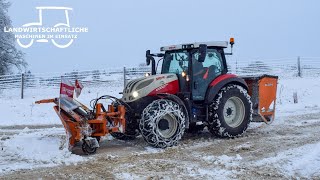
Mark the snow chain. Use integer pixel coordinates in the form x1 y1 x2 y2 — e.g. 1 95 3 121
140 99 186 148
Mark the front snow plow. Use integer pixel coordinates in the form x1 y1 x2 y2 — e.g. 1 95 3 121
35 96 126 154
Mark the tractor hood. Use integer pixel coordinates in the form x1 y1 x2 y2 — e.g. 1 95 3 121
122 73 179 102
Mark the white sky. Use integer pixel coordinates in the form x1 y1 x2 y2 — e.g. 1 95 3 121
8 0 320 73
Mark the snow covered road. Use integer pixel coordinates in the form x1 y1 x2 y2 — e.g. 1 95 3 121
1 109 320 179
0 126 85 174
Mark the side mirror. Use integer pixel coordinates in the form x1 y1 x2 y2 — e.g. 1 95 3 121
198 44 207 62
145 50 156 75
146 50 151 65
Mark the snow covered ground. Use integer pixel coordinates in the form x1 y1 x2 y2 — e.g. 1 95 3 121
0 127 85 174
0 76 320 179
256 141 320 178
276 77 320 117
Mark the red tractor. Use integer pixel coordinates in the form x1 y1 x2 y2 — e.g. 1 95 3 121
37 38 278 153
116 38 277 148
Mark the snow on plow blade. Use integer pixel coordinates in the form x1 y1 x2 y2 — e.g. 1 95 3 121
35 97 126 154
242 75 278 124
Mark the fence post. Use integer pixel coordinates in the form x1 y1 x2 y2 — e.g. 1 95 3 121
21 73 24 99
297 56 301 77
123 67 127 87
235 59 238 74
293 92 298 104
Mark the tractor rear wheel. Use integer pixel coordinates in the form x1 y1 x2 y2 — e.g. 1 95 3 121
208 84 252 137
139 99 186 148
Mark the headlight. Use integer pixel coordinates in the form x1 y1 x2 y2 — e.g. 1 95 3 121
145 73 150 77
181 71 186 77
132 91 139 98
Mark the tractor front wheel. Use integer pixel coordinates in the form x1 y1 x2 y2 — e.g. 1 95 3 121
208 84 252 137
139 99 186 148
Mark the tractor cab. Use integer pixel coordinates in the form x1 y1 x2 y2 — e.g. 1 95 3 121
146 39 234 101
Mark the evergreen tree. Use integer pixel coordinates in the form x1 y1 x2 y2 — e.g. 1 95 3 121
0 0 26 75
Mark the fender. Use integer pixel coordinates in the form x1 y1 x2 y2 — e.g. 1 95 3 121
205 74 248 104
157 93 190 129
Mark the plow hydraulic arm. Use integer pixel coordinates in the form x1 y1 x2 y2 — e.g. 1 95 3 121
36 96 126 154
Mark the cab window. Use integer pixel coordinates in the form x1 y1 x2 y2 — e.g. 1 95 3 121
162 50 189 74
191 48 224 100
194 49 223 75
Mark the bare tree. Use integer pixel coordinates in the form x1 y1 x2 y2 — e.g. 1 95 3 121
241 60 272 74
0 0 26 75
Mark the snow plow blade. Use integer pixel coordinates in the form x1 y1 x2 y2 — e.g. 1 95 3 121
35 97 126 154
242 75 278 124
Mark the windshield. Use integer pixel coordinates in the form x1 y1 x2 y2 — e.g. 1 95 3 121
161 50 189 74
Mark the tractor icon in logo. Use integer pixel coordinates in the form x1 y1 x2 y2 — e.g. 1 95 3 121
17 7 74 48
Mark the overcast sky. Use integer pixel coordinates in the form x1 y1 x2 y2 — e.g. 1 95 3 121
8 0 320 73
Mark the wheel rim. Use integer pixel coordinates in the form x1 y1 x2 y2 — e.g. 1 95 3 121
157 113 178 139
223 96 245 128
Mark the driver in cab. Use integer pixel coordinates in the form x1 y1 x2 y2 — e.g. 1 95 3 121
193 52 221 80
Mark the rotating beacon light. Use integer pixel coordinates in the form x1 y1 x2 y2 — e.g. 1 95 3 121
229 37 234 55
